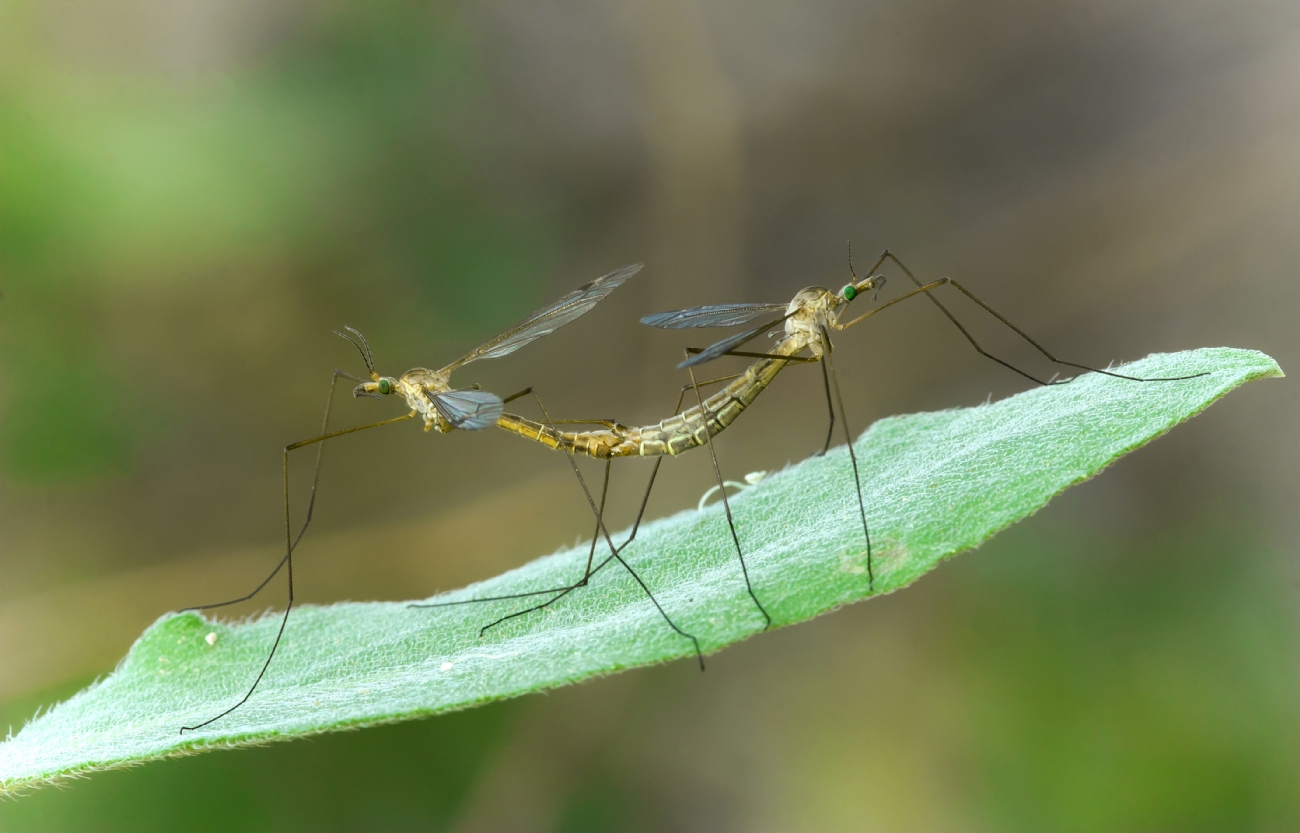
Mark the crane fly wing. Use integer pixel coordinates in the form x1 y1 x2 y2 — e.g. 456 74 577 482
428 389 505 430
640 302 787 329
677 315 792 369
441 263 643 373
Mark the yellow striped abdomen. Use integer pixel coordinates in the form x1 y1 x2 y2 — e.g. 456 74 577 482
496 335 805 459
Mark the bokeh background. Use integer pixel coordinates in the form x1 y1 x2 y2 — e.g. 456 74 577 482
1 0 1297 829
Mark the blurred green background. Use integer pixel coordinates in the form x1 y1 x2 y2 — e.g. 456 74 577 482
1 0 1296 829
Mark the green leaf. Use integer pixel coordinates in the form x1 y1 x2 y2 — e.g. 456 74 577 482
0 347 1281 793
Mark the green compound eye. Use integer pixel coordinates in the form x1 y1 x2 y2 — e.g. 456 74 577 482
841 284 857 301
378 379 391 395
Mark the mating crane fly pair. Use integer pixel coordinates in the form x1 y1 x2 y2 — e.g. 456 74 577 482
179 250 1204 733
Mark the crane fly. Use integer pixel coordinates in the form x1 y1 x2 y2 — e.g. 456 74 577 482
424 248 1206 636
177 263 701 732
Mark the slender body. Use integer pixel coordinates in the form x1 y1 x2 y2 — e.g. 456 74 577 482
450 250 1207 634
497 287 838 458
458 285 860 631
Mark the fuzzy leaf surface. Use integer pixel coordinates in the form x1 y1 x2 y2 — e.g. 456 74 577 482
0 348 1281 792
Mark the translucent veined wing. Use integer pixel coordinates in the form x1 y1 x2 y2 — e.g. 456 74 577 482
641 302 787 329
428 389 505 430
441 263 643 373
677 309 798 369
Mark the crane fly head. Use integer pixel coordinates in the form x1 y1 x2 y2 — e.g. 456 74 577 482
332 326 402 399
840 240 886 309
333 325 385 394
839 273 886 307
352 376 399 400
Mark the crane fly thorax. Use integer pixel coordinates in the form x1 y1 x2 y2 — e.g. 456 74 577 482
782 287 843 358
396 367 454 432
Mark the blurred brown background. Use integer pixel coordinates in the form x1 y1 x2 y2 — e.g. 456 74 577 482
0 0 1296 829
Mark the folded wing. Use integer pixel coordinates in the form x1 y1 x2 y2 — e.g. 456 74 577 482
428 389 505 430
641 302 786 329
677 313 799 369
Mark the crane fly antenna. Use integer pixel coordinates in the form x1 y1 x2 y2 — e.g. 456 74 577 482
348 326 376 373
334 326 375 376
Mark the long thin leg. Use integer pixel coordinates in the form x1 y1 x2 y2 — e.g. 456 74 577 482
430 387 704 666
582 460 611 585
681 348 815 363
415 375 744 610
516 389 702 665
681 336 860 585
182 370 365 612
470 453 670 627
413 459 614 614
849 250 1207 385
819 359 835 455
179 409 416 733
466 374 747 636
687 351 772 630
676 342 833 459
491 374 741 599
822 326 873 590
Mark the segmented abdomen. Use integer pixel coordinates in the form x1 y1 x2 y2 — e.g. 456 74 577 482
496 339 800 459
